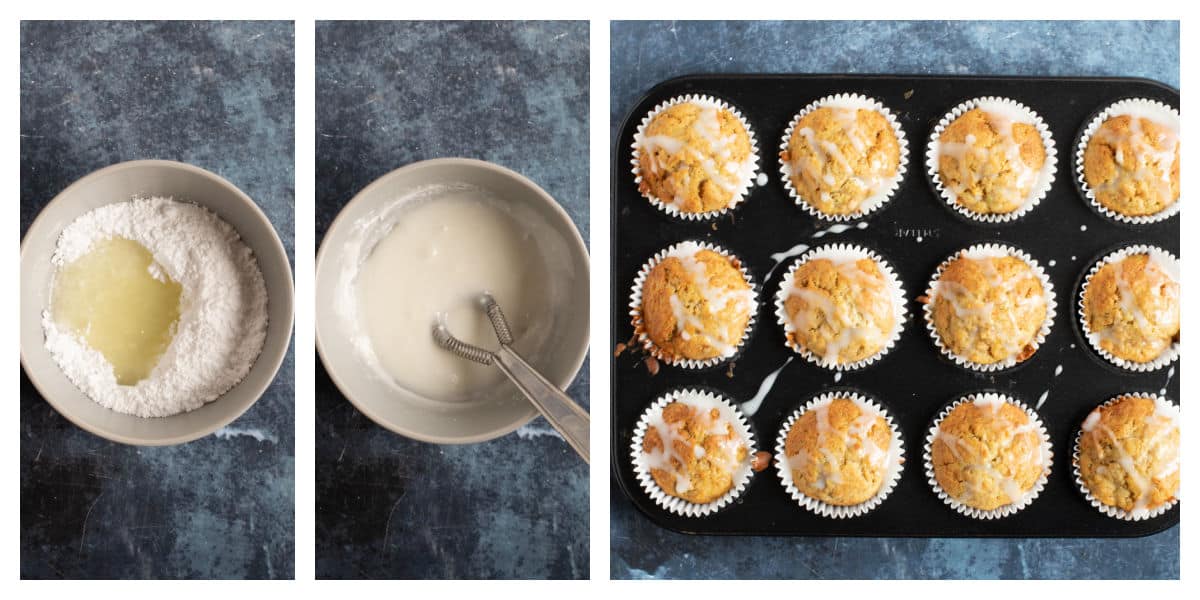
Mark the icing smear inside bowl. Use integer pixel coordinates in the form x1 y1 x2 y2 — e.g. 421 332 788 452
338 184 556 403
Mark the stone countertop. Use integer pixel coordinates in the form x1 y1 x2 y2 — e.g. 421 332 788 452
20 21 295 579
314 21 590 579
609 19 1179 580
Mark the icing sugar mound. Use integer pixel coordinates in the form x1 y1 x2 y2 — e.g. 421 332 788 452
42 196 269 417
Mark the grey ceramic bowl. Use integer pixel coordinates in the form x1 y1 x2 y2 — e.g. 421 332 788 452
315 158 589 444
20 159 295 445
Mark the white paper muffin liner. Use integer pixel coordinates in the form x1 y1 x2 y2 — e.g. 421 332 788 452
772 243 906 371
631 387 757 517
1077 245 1180 372
1072 393 1180 521
923 393 1053 519
922 243 1056 372
631 94 761 221
778 93 909 222
773 391 905 519
629 240 759 370
1075 98 1180 225
926 96 1058 223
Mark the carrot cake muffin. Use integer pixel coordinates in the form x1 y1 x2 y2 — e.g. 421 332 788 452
1077 395 1179 516
635 98 756 215
1083 114 1180 218
781 252 897 366
936 107 1047 215
931 396 1046 511
781 104 901 216
926 250 1048 366
783 397 893 506
1082 252 1180 364
638 242 755 363
641 395 750 504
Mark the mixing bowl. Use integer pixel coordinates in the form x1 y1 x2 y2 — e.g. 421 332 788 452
20 159 295 445
315 158 589 443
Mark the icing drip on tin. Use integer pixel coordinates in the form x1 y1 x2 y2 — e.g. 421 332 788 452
739 356 794 417
764 243 811 281
812 221 869 239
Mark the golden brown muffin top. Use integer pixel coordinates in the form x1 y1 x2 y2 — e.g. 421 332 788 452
636 100 754 214
937 107 1046 215
642 395 749 504
639 243 754 362
785 397 893 506
781 105 900 216
1084 114 1180 217
931 396 1046 511
928 251 1047 365
783 254 896 366
1078 395 1179 516
1084 253 1180 364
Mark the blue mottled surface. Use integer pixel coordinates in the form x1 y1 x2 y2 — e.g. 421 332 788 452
609 20 1179 580
20 21 295 579
315 21 589 579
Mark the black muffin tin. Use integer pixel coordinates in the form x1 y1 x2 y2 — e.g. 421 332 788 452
611 74 1179 537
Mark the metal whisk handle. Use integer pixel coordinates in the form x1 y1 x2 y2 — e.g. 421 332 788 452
494 346 590 463
432 294 590 463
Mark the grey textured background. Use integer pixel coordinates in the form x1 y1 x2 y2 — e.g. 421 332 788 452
609 19 1179 580
20 21 295 579
315 21 590 579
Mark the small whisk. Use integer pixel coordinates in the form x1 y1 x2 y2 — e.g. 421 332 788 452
433 294 589 462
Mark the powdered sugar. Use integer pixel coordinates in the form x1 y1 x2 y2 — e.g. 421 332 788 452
41 197 269 417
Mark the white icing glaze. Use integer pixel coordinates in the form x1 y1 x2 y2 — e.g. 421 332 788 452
785 102 898 212
931 252 1047 361
786 253 895 366
788 396 891 489
642 393 746 495
1090 109 1179 203
660 241 754 358
935 400 1043 506
936 99 1048 209
1082 397 1179 518
1088 251 1180 351
634 99 756 204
